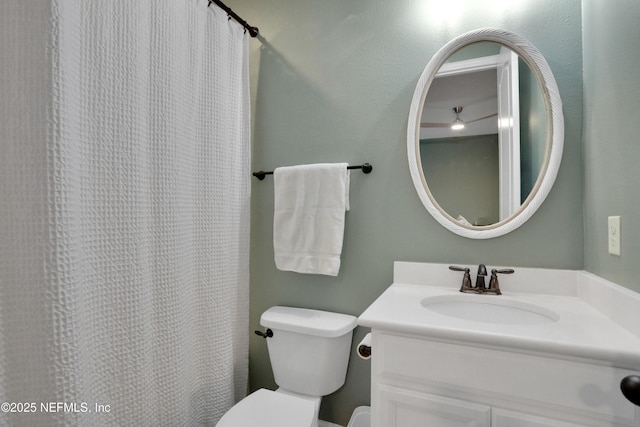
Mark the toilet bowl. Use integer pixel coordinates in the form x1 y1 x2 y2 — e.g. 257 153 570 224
216 306 357 427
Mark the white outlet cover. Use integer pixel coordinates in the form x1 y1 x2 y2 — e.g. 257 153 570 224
608 216 621 256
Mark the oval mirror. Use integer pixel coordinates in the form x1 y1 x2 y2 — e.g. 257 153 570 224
407 28 564 239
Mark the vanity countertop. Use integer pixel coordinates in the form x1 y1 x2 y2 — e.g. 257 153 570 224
358 262 640 368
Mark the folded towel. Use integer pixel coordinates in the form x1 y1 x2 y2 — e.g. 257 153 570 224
273 163 350 276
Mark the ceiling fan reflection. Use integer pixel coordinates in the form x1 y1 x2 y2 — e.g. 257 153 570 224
421 106 497 130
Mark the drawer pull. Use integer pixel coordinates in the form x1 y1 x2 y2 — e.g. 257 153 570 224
620 375 640 406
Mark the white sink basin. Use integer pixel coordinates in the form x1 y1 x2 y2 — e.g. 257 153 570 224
421 294 559 325
358 262 640 366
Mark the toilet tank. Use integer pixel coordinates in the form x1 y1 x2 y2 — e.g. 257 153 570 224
260 306 357 397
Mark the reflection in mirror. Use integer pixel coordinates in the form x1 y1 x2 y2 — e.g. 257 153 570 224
419 42 547 226
407 28 564 239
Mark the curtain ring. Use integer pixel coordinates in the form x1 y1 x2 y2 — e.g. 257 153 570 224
207 0 213 7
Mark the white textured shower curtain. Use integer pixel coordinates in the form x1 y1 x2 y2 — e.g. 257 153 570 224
3 0 249 425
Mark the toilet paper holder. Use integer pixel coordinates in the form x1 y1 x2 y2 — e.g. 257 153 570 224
358 343 372 358
357 333 372 359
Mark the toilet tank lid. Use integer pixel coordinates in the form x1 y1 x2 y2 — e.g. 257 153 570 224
260 306 357 338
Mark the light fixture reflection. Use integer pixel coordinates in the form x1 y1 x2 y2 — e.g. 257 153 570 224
451 106 465 130
451 120 465 130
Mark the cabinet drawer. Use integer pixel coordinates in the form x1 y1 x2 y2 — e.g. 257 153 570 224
492 408 585 427
377 385 491 427
374 332 639 425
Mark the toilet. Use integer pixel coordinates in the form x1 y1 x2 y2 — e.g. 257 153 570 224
217 306 358 427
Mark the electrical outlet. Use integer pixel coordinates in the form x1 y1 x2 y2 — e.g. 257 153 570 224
608 216 621 256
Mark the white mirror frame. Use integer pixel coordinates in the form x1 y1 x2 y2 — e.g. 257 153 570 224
407 28 564 239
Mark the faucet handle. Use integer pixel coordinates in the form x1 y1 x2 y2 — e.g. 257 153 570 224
487 268 515 295
449 266 473 293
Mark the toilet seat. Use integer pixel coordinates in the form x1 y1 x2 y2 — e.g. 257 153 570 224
216 388 316 427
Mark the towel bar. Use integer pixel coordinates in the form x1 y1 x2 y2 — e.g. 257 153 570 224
252 163 373 180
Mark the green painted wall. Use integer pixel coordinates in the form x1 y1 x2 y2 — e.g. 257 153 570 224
519 58 547 201
420 135 500 226
237 1 583 425
447 40 501 62
583 0 640 293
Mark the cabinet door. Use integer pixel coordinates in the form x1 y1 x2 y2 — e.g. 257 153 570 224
377 385 491 427
492 408 585 427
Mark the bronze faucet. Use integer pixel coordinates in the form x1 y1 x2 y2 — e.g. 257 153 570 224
449 265 514 295
475 264 487 291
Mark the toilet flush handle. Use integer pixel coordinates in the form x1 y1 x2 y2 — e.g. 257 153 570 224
254 329 273 339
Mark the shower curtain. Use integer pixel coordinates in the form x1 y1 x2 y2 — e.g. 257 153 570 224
1 0 250 425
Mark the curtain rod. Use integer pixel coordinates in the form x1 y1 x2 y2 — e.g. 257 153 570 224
208 0 259 38
252 163 373 180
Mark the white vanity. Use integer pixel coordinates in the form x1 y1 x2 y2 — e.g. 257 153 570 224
358 262 640 427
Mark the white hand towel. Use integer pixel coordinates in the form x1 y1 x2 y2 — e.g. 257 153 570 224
273 163 350 276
